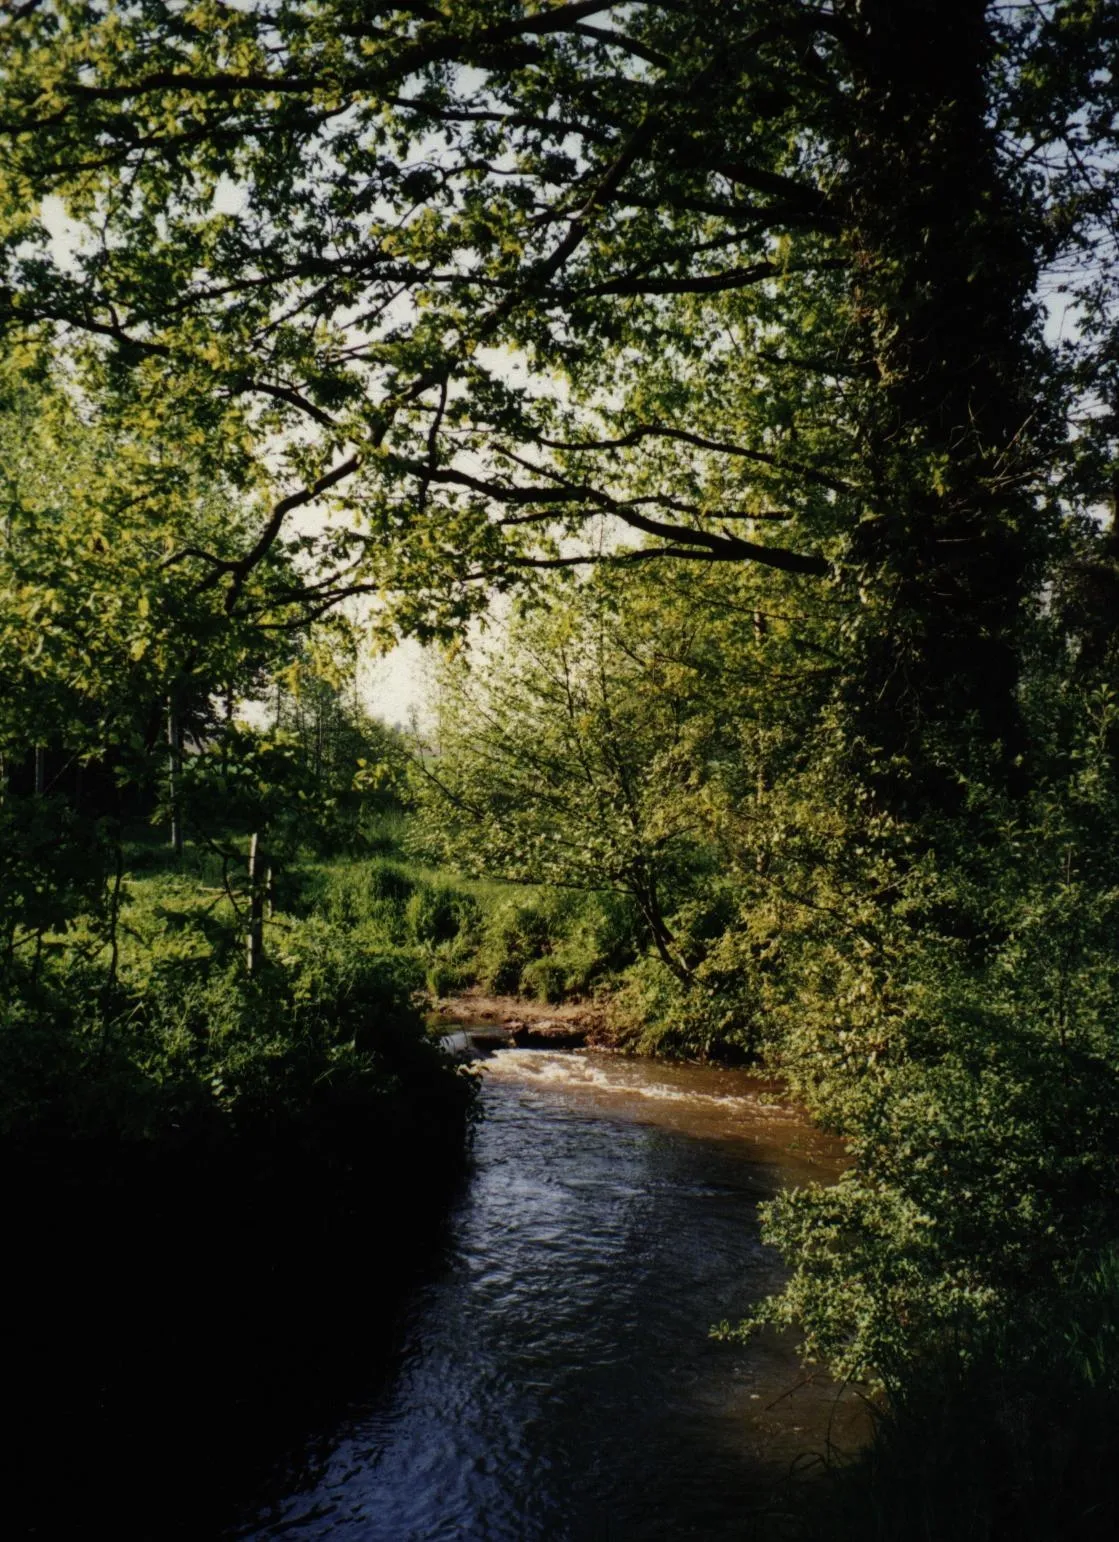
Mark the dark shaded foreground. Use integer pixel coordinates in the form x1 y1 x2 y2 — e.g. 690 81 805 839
5 1093 471 1541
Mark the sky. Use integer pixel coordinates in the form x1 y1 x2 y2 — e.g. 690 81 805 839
360 635 433 730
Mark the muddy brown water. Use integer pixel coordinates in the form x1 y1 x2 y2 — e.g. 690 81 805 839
229 1043 865 1541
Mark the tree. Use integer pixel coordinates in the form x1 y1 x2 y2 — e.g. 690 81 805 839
417 571 705 980
0 347 306 979
0 349 298 766
270 654 411 847
1 3 1112 791
4 0 1119 1390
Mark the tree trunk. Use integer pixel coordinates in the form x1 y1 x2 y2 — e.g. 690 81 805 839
246 831 265 975
838 0 1048 809
167 699 183 857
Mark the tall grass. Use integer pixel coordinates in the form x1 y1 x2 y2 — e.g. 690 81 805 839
284 848 642 1007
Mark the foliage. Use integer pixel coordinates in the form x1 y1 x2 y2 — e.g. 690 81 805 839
268 662 414 850
0 843 472 1154
0 832 478 1539
1 0 1111 672
173 698 409 868
4 3 1119 1510
412 562 784 986
0 353 473 1258
466 886 638 1002
792 1249 1119 1541
413 557 825 1049
287 843 636 1007
416 543 1119 1389
691 625 1119 1379
0 351 295 766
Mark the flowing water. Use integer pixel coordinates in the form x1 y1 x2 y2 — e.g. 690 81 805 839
230 1046 863 1542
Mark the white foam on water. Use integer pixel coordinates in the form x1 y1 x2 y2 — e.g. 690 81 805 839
480 1049 794 1119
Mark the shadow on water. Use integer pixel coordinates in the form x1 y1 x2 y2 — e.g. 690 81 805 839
223 1048 866 1542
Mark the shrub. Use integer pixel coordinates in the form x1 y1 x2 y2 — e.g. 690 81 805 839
406 882 463 945
795 1251 1119 1542
521 956 568 1004
475 896 553 993
470 889 638 1000
281 859 417 940
366 859 416 905
426 958 467 997
0 878 467 1157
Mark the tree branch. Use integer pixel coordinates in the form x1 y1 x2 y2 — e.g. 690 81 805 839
536 423 856 496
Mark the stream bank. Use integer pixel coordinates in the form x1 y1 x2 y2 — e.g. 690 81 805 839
430 988 605 1045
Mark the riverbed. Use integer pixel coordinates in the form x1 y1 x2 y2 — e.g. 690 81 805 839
229 1046 862 1541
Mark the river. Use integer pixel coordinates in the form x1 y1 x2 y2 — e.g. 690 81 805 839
228 1045 862 1542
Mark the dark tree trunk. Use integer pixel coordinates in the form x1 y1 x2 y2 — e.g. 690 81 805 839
837 0 1050 808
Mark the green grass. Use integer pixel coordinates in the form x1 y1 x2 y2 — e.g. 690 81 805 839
119 815 743 1051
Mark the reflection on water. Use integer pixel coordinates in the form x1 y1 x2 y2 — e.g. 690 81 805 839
230 1047 862 1542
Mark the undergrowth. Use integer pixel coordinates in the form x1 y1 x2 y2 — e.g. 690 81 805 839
791 1248 1119 1541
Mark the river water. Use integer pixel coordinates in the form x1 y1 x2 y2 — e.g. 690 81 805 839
230 1047 862 1542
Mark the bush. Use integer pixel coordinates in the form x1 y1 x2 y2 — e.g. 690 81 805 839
280 859 419 941
475 896 552 993
426 958 468 997
406 882 464 945
367 858 416 905
0 871 469 1156
796 1251 1119 1541
605 954 687 1050
521 956 568 1004
473 889 637 1000
2 871 478 1542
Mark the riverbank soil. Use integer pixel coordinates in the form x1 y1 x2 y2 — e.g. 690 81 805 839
430 987 607 1037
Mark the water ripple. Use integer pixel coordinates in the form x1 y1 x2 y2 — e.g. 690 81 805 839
232 1053 859 1542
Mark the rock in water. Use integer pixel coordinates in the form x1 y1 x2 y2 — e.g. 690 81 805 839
509 1022 587 1049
